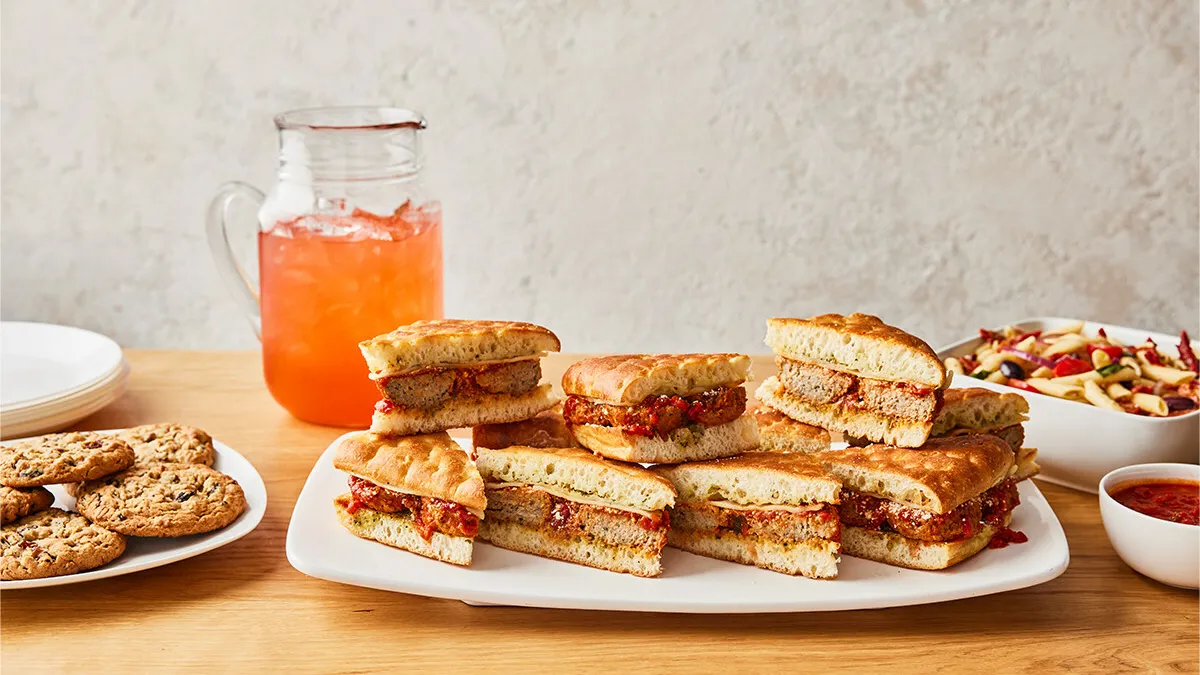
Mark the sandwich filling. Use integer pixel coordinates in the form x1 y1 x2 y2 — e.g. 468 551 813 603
672 500 841 544
562 386 746 438
838 478 1019 542
374 360 541 411
778 358 941 422
483 485 670 550
345 476 480 540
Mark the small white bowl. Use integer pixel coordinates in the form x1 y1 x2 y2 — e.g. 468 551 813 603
938 317 1200 493
1099 463 1200 589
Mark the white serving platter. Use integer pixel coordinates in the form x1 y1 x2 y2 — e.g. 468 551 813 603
937 317 1200 493
1 436 267 590
286 435 1070 613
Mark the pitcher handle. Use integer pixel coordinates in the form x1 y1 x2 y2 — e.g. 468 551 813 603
206 181 266 338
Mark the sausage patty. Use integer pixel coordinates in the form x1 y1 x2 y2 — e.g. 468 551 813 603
347 476 479 540
778 358 939 422
562 386 747 438
484 486 669 549
839 479 1019 542
672 501 841 544
378 360 542 410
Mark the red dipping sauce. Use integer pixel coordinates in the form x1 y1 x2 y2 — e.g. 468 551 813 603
1109 480 1200 525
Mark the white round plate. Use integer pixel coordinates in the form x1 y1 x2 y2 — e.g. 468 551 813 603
1 322 125 411
0 361 130 440
1 434 267 589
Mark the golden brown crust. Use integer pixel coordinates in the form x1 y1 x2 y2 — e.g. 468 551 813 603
766 313 946 387
359 319 560 374
332 432 485 512
819 435 1014 513
751 403 832 453
562 353 751 404
472 404 579 450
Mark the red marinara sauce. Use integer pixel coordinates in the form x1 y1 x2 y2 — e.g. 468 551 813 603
1109 480 1200 525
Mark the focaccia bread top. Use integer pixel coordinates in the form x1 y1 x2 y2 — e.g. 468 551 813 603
475 445 676 512
931 388 1030 436
332 431 486 511
652 451 841 506
818 435 1013 513
360 319 560 376
562 353 751 404
765 313 946 388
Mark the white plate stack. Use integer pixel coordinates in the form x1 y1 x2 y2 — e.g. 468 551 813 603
1 322 130 440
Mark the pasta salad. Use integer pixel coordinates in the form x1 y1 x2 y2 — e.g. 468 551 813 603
946 323 1198 417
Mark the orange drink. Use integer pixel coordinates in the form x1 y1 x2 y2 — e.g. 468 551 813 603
259 202 442 426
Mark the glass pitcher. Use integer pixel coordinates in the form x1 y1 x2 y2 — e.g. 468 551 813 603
207 106 443 427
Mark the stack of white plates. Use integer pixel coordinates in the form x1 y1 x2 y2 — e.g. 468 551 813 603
1 322 129 440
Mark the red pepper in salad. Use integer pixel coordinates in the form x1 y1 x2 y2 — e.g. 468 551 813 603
1178 330 1199 374
1087 344 1124 361
1139 347 1162 366
979 328 1002 343
1052 357 1092 378
1007 378 1039 393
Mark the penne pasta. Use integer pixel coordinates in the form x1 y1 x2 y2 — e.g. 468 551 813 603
1083 380 1124 412
1044 321 1084 336
944 357 964 375
971 322 1194 417
1106 382 1132 401
1052 370 1103 387
1131 392 1169 416
1026 378 1084 399
1140 363 1197 386
980 352 1010 371
1014 335 1037 352
1098 367 1138 385
1043 333 1090 358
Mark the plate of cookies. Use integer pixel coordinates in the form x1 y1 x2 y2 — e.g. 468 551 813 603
1 424 267 588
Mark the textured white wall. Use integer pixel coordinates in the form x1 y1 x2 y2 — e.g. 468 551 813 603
2 0 1197 353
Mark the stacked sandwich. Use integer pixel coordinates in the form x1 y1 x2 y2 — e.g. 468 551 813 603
753 313 1033 570
469 352 764 577
542 353 843 579
332 319 561 566
756 313 951 447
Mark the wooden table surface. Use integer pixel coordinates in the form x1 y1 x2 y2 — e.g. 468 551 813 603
3 351 1197 673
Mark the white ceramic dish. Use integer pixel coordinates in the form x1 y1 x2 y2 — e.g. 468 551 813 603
1099 463 1199 589
937 317 1199 493
0 360 130 440
1 435 267 590
286 435 1069 613
1 322 125 412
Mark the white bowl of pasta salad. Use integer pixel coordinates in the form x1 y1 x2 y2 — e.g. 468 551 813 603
938 317 1199 494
